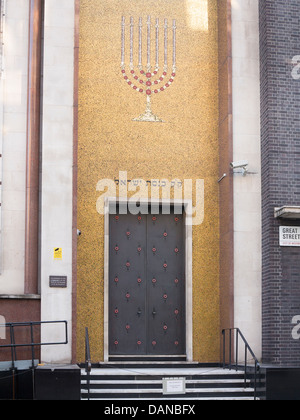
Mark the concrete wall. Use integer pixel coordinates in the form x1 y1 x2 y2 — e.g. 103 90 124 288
40 0 75 364
231 0 262 359
0 0 29 294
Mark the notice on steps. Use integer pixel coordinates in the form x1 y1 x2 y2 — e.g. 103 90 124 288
162 378 186 395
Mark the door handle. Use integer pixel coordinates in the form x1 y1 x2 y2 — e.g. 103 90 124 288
152 308 157 318
137 308 142 317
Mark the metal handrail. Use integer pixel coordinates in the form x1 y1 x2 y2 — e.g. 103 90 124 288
0 320 68 368
85 327 92 400
222 328 261 400
0 320 68 400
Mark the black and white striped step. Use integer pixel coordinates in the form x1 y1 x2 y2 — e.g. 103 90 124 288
80 367 256 400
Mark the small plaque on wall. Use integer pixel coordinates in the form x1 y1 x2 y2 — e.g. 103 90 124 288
49 276 67 288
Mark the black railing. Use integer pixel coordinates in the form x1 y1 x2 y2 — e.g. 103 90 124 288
222 328 260 400
0 320 68 369
85 327 92 400
0 320 68 400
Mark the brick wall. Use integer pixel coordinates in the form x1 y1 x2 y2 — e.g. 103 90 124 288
259 0 300 365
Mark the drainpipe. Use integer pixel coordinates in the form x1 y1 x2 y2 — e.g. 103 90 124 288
25 0 43 295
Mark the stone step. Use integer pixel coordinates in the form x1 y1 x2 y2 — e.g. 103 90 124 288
80 366 257 400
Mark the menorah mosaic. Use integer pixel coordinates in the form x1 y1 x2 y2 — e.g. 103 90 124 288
121 16 177 122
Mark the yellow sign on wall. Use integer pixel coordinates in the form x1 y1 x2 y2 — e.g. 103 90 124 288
54 248 62 260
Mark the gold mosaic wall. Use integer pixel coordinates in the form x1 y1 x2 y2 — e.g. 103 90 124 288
77 0 220 362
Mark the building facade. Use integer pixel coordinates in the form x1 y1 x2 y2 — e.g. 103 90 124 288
259 0 300 365
0 0 298 367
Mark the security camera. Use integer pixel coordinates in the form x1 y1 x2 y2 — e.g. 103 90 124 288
230 160 257 176
230 160 249 170
230 160 249 176
77 229 81 237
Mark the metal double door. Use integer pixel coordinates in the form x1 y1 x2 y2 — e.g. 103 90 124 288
109 209 186 356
